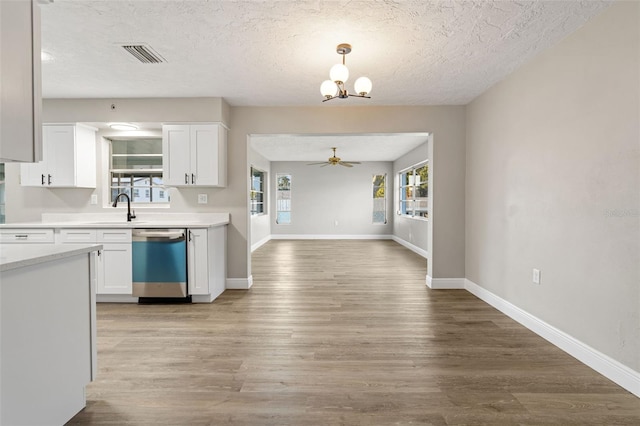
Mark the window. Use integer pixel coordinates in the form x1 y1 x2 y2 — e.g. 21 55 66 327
276 173 291 224
109 138 168 204
250 167 265 215
372 174 386 224
399 162 428 219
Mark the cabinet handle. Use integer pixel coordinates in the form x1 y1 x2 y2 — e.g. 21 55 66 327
47 174 52 185
188 230 192 242
191 174 195 184
41 174 45 185
185 173 189 184
15 234 28 240
97 250 101 257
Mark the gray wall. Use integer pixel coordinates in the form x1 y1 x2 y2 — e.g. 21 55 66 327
231 106 466 281
465 2 639 370
269 161 393 236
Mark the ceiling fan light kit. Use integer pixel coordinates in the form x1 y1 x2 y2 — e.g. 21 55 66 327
307 147 361 167
320 43 372 102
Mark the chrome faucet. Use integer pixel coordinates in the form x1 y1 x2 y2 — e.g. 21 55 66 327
112 193 136 222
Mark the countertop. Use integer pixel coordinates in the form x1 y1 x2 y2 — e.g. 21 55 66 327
0 243 103 272
0 213 230 229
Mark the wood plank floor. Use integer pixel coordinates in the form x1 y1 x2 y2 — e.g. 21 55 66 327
68 240 640 425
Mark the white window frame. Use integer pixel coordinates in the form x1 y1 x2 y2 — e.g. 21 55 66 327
398 161 428 220
276 173 291 225
250 167 266 216
372 173 387 224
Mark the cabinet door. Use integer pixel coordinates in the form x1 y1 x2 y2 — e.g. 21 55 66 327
163 125 191 186
0 0 42 163
187 229 209 295
191 125 220 186
97 244 132 294
20 157 46 186
46 125 76 187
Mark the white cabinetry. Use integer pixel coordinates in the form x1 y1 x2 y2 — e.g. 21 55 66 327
187 228 209 295
188 226 226 302
0 228 54 243
163 124 227 187
0 0 42 163
20 124 97 188
96 230 132 295
57 228 132 295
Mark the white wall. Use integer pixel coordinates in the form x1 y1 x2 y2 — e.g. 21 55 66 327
465 2 639 371
269 161 393 237
393 141 429 255
248 145 271 250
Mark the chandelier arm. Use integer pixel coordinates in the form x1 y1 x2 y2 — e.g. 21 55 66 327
322 97 337 103
347 94 371 99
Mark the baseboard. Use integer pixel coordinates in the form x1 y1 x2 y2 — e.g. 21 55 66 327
391 235 428 259
465 279 640 398
426 276 466 289
226 276 253 290
251 235 271 252
270 234 393 240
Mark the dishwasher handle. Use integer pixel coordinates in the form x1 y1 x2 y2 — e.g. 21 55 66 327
132 229 186 241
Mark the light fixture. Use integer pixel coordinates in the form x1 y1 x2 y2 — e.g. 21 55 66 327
109 123 138 131
320 43 372 102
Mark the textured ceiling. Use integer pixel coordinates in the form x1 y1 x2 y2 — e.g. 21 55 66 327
40 0 611 107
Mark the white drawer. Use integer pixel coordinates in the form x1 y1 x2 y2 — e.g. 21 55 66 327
0 229 55 243
97 229 132 243
57 229 97 244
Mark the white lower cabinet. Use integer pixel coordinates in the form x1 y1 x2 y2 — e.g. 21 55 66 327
188 226 226 301
187 228 209 295
96 230 132 295
57 228 132 295
97 243 132 294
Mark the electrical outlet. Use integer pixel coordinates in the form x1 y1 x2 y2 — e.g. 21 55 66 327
532 268 541 284
198 194 208 204
90 194 98 205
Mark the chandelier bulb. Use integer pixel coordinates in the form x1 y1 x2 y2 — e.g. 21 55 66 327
354 76 372 96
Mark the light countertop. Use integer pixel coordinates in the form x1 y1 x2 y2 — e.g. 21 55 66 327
0 244 103 272
0 213 230 229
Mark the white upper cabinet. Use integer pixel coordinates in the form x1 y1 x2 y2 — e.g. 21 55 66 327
20 124 97 188
162 123 227 187
0 0 43 163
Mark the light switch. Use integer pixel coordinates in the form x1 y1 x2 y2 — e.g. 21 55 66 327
90 194 98 205
198 194 208 204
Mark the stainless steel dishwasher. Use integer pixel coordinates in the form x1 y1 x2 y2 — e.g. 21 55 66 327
132 228 189 301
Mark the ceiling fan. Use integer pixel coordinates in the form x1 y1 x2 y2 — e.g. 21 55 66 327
307 147 361 168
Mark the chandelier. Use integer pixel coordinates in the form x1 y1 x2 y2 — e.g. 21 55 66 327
320 43 372 102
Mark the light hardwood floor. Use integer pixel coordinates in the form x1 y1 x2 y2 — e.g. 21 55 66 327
68 240 640 425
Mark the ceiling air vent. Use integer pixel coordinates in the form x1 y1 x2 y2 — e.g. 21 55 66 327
120 44 166 64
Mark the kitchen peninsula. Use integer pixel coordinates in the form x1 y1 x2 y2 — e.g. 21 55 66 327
0 243 101 425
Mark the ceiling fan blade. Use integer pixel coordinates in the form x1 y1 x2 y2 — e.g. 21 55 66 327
320 163 330 167
338 162 353 167
307 162 329 165
342 161 361 165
